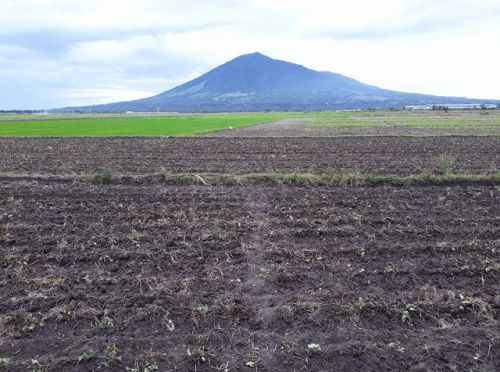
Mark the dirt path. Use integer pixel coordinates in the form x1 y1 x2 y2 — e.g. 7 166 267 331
240 189 286 331
207 118 313 137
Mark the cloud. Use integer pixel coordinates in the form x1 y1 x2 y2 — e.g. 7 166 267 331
308 0 500 40
0 27 218 57
0 0 499 109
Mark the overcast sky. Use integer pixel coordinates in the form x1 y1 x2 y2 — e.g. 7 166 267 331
1 0 499 109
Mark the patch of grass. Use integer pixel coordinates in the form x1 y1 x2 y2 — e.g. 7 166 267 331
429 155 455 175
93 169 113 184
1 169 499 187
0 358 10 368
2 110 499 136
246 172 317 185
0 114 291 137
96 310 114 328
408 172 500 185
193 304 210 317
356 297 368 311
22 313 44 332
240 170 375 186
100 343 119 368
241 170 499 187
29 359 47 372
77 350 94 363
144 362 159 372
157 167 171 181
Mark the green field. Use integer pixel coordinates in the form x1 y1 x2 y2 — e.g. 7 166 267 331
0 110 499 136
0 114 290 136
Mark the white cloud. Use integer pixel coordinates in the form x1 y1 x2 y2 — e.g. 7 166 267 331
0 0 499 109
57 87 157 105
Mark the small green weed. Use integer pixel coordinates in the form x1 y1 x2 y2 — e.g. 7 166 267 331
94 169 113 184
77 350 94 363
29 359 47 372
100 343 119 368
0 358 10 368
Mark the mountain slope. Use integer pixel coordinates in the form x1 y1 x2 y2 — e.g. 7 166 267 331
56 52 497 112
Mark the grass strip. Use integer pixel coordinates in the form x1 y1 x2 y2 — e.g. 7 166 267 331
0 170 498 187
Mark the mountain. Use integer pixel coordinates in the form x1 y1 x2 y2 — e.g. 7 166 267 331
55 52 497 112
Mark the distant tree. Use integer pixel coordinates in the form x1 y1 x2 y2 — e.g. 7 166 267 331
480 104 487 110
432 105 449 112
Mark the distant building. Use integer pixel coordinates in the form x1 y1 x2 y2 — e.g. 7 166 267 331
404 105 432 110
405 103 497 110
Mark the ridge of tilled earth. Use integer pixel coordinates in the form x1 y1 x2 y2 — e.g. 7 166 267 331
0 181 498 371
0 136 498 176
0 172 498 189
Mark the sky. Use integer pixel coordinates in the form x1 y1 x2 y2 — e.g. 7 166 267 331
1 0 499 109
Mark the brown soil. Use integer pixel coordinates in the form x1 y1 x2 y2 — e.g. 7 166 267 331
0 136 498 176
0 179 498 371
